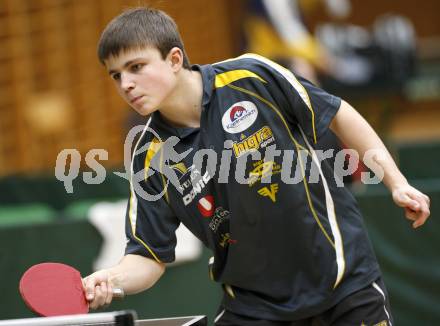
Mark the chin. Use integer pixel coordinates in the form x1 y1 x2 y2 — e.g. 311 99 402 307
136 105 157 117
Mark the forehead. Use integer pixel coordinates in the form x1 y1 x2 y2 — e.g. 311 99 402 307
104 46 161 71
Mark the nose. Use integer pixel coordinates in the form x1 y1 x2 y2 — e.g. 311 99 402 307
120 72 135 92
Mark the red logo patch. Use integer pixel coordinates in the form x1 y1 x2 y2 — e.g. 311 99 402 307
229 106 246 122
197 195 215 217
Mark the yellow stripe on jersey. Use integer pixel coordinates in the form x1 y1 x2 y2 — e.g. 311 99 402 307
144 137 163 181
171 162 187 175
128 191 163 263
224 284 236 299
214 69 267 89
241 53 317 144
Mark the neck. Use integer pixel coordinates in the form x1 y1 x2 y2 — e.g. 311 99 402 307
158 68 203 128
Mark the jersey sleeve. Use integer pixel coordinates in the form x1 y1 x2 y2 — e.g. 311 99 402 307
124 141 180 264
245 54 342 144
286 75 342 144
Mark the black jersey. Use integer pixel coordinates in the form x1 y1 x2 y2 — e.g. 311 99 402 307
125 54 381 320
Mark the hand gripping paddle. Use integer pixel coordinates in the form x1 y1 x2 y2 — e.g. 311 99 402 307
19 262 124 317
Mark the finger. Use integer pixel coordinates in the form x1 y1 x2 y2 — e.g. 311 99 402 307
105 283 114 305
414 192 430 207
100 282 109 306
405 208 418 221
413 205 430 229
84 277 96 301
96 284 107 308
406 203 427 220
413 215 428 228
406 198 420 211
89 285 101 310
423 194 431 206
416 194 431 217
395 192 420 210
92 285 107 310
422 195 431 211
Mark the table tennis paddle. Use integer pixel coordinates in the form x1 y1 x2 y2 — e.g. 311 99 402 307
19 262 124 317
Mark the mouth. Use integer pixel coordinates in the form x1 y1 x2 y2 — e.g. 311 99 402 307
130 95 144 104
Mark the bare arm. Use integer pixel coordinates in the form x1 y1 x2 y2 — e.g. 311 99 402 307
83 254 165 309
330 100 430 228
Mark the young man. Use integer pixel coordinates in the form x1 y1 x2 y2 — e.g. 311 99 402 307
83 7 430 325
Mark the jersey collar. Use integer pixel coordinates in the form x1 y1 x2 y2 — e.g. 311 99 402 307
192 64 216 107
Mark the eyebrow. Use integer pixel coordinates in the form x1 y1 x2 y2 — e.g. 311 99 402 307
107 58 143 75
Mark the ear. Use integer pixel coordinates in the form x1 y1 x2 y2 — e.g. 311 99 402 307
167 47 184 72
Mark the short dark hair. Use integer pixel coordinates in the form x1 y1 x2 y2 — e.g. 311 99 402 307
97 7 191 69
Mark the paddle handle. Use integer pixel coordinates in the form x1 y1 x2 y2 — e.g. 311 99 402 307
112 287 125 299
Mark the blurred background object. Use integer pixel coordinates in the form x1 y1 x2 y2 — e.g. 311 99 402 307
242 0 352 83
0 0 439 325
0 0 237 177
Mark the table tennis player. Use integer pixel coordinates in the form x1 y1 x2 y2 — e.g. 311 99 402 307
83 7 430 325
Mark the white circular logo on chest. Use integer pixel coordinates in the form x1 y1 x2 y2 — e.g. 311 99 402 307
221 101 258 134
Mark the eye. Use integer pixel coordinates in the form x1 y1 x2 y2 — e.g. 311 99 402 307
111 72 121 81
130 63 144 72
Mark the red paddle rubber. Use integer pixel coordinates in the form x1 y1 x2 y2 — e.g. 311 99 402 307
19 262 88 316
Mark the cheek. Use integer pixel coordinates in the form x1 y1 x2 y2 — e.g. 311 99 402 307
153 67 173 84
148 72 176 96
148 62 174 85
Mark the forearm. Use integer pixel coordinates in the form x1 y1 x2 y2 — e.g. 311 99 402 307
329 100 407 190
329 100 430 228
105 254 165 295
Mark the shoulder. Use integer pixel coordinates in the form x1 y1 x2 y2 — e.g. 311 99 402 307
213 53 278 73
213 53 298 84
211 53 294 90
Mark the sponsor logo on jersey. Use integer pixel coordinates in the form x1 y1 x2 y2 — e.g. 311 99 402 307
257 183 279 202
208 207 230 232
177 165 199 192
182 170 213 206
197 195 215 217
248 160 282 187
232 126 275 158
219 232 237 247
222 101 258 134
